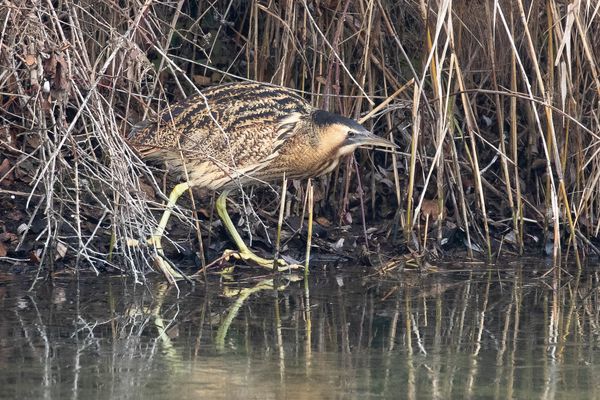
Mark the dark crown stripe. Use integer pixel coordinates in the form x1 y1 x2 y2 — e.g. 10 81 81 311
312 109 365 131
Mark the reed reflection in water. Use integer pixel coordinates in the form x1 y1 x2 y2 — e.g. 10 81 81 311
0 260 598 399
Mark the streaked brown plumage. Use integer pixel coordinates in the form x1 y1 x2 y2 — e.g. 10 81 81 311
129 81 395 280
130 81 391 189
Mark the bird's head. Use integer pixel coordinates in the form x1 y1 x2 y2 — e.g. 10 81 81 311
311 110 396 158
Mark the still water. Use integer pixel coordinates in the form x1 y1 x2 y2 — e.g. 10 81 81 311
0 260 599 399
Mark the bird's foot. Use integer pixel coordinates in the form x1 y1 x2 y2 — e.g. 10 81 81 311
144 236 192 283
222 249 302 272
151 252 195 283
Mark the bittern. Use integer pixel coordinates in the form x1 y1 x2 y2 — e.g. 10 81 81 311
130 81 395 278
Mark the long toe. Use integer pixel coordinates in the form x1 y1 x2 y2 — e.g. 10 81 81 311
234 250 302 271
152 254 189 283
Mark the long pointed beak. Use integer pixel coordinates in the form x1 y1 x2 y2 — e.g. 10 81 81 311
353 131 397 149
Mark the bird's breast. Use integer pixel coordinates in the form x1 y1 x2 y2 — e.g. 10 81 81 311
267 136 344 180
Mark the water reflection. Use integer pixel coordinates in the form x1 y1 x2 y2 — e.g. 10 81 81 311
0 261 599 399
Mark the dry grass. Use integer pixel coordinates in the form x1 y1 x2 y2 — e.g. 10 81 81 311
1 0 600 278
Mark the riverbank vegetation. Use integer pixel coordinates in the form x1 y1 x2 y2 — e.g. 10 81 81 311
1 0 599 277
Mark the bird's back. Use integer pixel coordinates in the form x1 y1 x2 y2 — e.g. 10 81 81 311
130 82 313 190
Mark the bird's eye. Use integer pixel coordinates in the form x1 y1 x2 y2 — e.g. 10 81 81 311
347 131 356 138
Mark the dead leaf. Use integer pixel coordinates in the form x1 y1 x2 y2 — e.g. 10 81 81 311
0 158 14 186
26 134 41 149
315 75 328 85
341 211 352 225
55 242 68 260
0 158 10 175
30 249 42 263
45 53 57 78
24 54 36 67
6 209 24 221
139 181 155 200
315 216 331 227
421 199 443 219
0 232 18 244
333 238 344 250
53 53 70 92
0 234 14 258
192 74 211 86
44 52 71 96
0 125 17 152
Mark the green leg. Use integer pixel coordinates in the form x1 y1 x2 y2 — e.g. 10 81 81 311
216 190 289 269
149 182 190 250
216 190 250 254
148 182 190 281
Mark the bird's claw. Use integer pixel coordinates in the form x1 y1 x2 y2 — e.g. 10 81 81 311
151 254 180 284
151 252 194 283
222 249 302 271
127 236 301 278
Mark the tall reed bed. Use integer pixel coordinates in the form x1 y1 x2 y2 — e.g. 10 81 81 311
1 0 599 276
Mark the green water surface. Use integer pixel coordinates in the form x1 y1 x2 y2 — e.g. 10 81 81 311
0 260 598 399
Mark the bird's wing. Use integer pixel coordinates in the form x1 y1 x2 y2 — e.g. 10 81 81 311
129 82 312 176
256 112 305 165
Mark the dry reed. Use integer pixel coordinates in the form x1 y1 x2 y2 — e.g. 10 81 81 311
1 0 599 278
